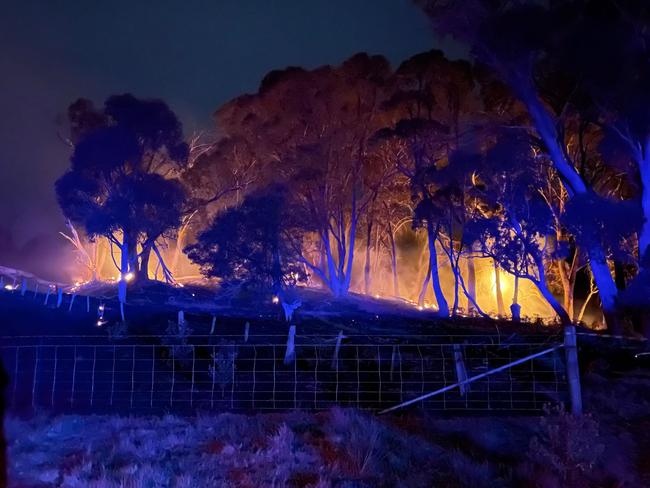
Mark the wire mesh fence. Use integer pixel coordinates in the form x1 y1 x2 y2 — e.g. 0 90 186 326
1 333 568 414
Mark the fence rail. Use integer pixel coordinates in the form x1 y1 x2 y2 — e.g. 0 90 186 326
1 334 569 414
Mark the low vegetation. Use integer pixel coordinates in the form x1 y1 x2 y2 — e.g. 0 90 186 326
7 365 649 487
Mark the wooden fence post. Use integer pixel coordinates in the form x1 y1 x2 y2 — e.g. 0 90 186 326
284 325 296 365
453 344 469 396
564 325 583 415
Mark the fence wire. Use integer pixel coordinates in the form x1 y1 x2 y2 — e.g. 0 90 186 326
1 335 568 414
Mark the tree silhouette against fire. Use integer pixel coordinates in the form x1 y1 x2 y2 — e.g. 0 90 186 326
56 0 650 337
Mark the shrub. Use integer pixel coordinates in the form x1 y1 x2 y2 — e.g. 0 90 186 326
526 405 604 486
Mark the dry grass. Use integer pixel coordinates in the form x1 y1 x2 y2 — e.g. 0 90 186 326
6 367 648 488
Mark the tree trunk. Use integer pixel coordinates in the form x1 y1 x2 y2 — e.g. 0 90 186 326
364 220 373 295
418 264 431 307
322 232 341 296
118 237 129 308
511 275 520 322
451 265 460 316
522 89 619 330
466 244 477 314
637 152 650 265
536 280 571 326
318 240 328 288
614 260 626 290
151 242 175 284
91 241 99 281
557 247 580 322
427 222 449 316
590 259 621 334
126 232 138 274
342 195 358 293
138 242 152 281
557 260 572 321
388 221 399 297
494 260 505 317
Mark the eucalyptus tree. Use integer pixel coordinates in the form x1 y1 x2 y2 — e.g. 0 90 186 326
203 54 394 297
56 95 189 308
465 133 571 323
377 50 493 316
414 0 626 330
186 185 306 300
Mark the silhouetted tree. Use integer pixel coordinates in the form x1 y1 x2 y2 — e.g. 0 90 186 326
56 95 188 308
186 186 305 301
415 0 625 330
207 54 393 297
466 134 571 323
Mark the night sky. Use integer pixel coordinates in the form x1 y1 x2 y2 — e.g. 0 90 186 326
0 0 441 257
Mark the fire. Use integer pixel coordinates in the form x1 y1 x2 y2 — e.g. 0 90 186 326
57 215 555 323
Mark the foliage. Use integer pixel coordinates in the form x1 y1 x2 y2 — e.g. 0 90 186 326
52 19 650 329
526 405 605 486
162 317 194 365
208 341 238 398
56 94 189 281
185 186 305 294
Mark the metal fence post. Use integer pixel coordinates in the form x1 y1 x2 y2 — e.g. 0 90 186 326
564 325 582 415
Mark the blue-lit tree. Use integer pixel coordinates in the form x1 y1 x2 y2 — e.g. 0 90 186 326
376 50 489 316
56 95 189 310
415 0 627 331
209 54 394 297
466 133 571 323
